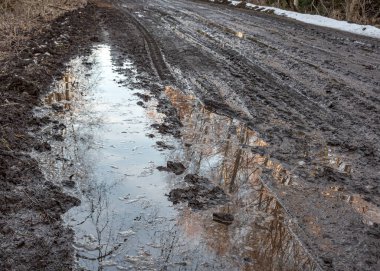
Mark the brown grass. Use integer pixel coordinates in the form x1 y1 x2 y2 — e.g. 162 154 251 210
0 0 87 60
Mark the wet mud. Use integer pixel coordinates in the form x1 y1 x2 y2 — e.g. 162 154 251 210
157 161 186 175
0 3 102 270
111 0 380 270
1 0 379 270
168 174 230 209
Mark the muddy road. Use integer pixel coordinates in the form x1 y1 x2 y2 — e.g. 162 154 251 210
108 0 380 269
1 0 379 270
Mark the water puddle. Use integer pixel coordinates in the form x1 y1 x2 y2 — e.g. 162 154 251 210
163 86 295 188
36 45 320 270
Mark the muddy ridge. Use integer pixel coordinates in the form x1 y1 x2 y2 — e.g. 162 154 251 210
0 3 102 270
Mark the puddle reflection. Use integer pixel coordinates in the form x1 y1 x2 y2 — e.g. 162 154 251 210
38 46 184 270
37 44 325 270
164 86 319 270
44 72 77 109
164 86 292 188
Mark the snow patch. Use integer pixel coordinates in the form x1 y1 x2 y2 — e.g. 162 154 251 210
230 0 241 6
223 1 380 39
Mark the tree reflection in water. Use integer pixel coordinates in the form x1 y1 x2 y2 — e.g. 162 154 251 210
165 86 319 270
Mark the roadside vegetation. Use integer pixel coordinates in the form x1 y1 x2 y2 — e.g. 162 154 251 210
0 0 87 60
222 0 380 25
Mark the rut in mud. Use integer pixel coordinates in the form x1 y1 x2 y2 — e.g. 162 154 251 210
0 0 379 270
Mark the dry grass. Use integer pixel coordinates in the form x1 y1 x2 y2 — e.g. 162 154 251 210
0 0 87 60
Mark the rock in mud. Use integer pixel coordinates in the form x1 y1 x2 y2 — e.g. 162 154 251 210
136 101 145 107
52 103 64 112
167 174 229 209
34 142 51 152
52 134 64 141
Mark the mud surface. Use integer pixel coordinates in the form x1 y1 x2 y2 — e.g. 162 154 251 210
1 0 379 270
107 0 379 269
0 4 103 270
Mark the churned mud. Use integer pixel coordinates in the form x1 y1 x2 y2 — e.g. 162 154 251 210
1 0 379 270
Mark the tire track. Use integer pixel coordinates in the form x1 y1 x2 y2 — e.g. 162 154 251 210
118 7 174 81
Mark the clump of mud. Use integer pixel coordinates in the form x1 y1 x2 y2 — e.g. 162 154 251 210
151 122 181 138
157 161 186 175
150 98 183 138
168 174 229 209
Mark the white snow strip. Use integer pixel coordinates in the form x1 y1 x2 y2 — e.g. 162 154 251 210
230 0 241 6
224 1 380 39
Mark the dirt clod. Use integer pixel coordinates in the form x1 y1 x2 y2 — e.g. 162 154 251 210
168 174 229 209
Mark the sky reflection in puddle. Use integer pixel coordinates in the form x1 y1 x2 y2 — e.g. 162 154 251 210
37 45 320 270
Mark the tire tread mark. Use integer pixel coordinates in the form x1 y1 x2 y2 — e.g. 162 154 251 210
121 8 173 81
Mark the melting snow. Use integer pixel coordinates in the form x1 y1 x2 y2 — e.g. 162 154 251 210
224 1 380 39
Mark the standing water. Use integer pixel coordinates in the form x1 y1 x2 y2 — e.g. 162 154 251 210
35 45 319 270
